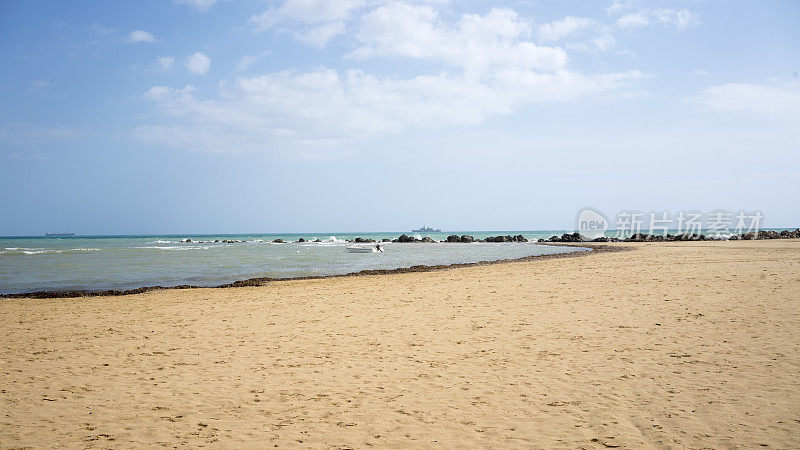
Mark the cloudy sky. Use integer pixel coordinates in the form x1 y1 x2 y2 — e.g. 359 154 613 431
1 0 798 235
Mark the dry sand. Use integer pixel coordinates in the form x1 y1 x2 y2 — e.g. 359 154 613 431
1 240 799 448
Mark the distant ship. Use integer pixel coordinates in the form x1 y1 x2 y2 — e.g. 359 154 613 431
45 232 76 237
411 225 441 233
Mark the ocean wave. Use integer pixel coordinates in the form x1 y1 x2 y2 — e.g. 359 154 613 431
1 248 59 255
134 245 210 250
300 242 346 247
1 247 102 255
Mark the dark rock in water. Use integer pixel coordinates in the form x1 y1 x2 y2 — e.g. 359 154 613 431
460 235 475 243
183 239 193 243
545 233 583 242
538 238 546 242
214 240 219 243
272 239 284 243
395 234 416 243
672 233 701 241
758 230 782 239
420 237 436 243
485 235 512 242
354 237 376 243
446 235 461 243
627 233 648 242
593 237 608 242
381 238 391 242
313 239 322 242
298 238 305 242
513 234 528 242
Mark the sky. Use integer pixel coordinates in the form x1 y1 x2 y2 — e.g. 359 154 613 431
1 0 798 235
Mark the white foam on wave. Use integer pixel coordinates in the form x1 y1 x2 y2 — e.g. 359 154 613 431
135 245 210 250
0 247 88 255
300 242 343 247
1 248 61 255
2 247 103 255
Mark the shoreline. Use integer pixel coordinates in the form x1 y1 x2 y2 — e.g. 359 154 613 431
2 239 797 447
0 243 626 299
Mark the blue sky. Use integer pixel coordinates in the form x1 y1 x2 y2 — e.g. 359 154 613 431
1 0 798 235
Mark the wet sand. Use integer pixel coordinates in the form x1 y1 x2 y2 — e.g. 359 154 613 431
1 240 799 447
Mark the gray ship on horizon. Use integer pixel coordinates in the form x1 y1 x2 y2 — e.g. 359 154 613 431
411 225 441 233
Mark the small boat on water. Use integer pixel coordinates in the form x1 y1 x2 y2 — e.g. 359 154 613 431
346 246 382 253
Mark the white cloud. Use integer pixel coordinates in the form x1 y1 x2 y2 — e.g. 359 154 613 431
126 30 157 43
616 12 649 29
297 21 347 47
652 8 698 31
278 0 365 24
250 0 365 45
693 69 709 76
136 68 642 154
91 23 115 37
235 51 273 72
592 34 616 51
185 52 210 75
136 2 647 155
158 57 175 71
175 0 226 12
617 9 698 31
698 82 800 117
537 16 596 42
606 0 637 16
350 4 567 72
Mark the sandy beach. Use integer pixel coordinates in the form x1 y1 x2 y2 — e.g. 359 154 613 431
1 240 798 448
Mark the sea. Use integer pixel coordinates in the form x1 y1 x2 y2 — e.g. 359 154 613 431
4 228 794 295
0 231 589 295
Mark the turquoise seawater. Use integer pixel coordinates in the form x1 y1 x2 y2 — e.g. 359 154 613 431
0 231 587 294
